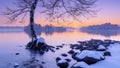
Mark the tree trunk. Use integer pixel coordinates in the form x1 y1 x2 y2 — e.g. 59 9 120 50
30 11 37 41
30 0 38 42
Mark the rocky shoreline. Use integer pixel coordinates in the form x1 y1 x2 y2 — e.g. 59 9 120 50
14 39 120 68
55 39 120 68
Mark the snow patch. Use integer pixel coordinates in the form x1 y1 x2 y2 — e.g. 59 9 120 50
75 50 104 60
57 59 67 64
37 37 45 43
72 62 89 68
90 43 120 68
97 45 106 50
36 37 46 47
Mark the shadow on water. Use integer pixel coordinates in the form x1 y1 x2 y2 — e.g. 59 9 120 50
21 50 44 68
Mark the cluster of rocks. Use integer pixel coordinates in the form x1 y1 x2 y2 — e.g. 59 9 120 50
56 39 119 68
70 39 118 51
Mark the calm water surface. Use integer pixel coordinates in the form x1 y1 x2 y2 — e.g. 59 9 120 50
0 30 120 68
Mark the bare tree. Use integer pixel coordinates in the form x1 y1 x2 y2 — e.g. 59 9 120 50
3 0 96 49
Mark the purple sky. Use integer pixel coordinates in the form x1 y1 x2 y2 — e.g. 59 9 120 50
0 0 120 27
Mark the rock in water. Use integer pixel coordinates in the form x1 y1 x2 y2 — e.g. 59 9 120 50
57 59 69 68
104 51 111 56
15 53 19 55
71 62 89 68
61 54 68 57
68 50 75 55
56 57 61 62
14 63 19 68
73 50 105 64
65 59 71 62
97 45 106 51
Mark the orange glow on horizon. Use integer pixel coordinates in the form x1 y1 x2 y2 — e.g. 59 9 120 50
0 19 120 28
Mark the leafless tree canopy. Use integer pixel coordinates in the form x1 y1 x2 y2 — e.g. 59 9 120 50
3 0 97 47
4 0 96 23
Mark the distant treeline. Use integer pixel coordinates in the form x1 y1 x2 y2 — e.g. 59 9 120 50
0 26 24 29
79 23 120 37
80 23 120 30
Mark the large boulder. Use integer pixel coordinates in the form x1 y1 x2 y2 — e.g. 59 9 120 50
57 59 69 68
73 50 105 64
71 62 89 68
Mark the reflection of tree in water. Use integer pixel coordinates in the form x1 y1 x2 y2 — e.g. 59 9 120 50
24 24 42 38
24 24 67 37
22 50 44 68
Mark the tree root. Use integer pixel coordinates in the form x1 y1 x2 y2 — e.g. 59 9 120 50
26 39 55 54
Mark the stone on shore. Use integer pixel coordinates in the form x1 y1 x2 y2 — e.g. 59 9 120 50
97 45 106 51
57 59 69 68
73 50 105 64
71 62 89 68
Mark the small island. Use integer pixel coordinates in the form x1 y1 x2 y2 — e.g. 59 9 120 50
80 23 120 37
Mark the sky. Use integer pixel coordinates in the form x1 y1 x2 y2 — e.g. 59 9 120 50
0 0 120 28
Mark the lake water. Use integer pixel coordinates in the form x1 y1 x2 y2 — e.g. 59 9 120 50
0 29 120 68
